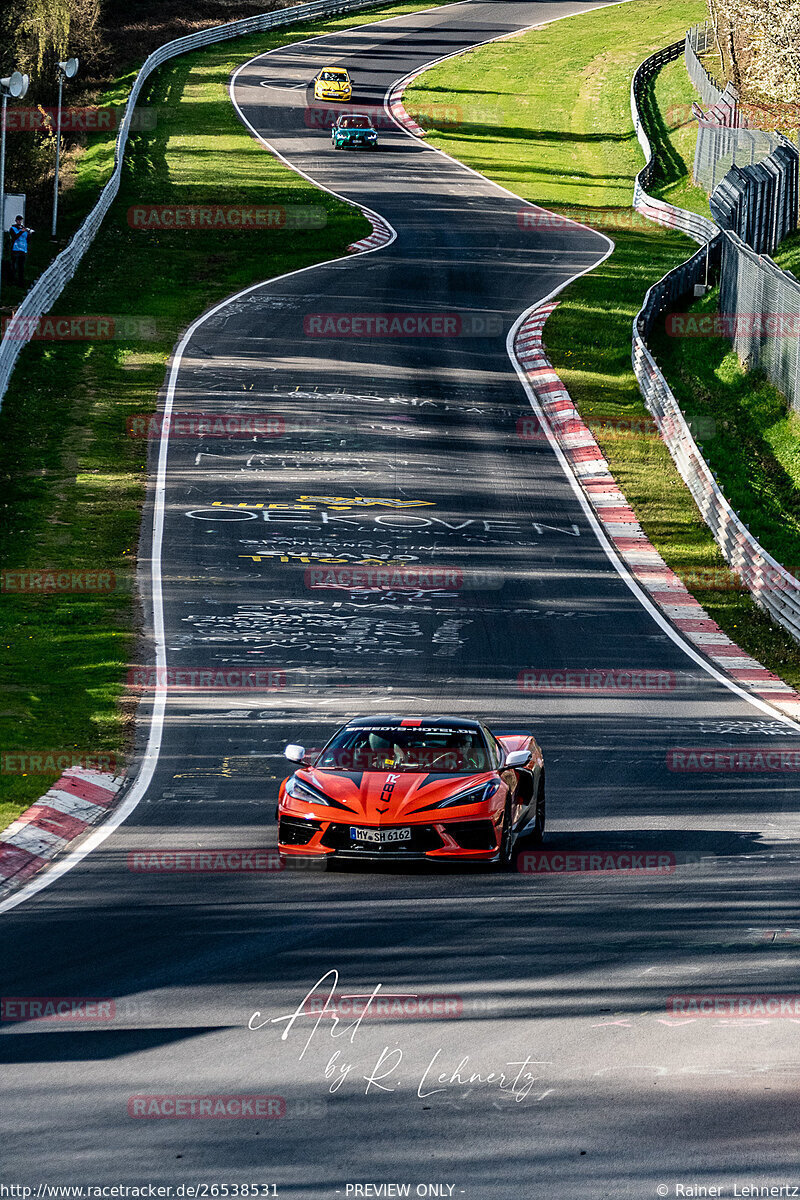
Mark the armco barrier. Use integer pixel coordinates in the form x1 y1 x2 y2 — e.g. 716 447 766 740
0 0 391 410
631 40 718 245
631 43 800 642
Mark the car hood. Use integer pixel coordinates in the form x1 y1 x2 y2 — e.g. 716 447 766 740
294 767 496 822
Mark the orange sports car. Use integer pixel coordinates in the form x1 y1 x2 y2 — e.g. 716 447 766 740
277 716 545 868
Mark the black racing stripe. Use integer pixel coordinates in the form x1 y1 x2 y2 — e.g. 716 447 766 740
415 772 475 790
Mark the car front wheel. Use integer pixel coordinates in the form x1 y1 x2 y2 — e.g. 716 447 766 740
497 800 515 870
528 776 546 846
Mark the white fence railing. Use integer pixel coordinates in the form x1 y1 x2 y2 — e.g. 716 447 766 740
0 0 390 409
630 42 800 643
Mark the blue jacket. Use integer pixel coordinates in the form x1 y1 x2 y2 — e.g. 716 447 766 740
10 225 29 253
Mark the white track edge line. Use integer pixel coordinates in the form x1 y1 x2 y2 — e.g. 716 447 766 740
507 308 800 734
383 12 800 732
1 1 464 916
4 0 788 915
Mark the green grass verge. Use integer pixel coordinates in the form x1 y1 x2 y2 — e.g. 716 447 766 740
406 0 800 688
0 0 458 826
651 287 800 571
773 228 800 279
648 57 710 215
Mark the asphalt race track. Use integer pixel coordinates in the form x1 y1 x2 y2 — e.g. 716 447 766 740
2 2 800 1195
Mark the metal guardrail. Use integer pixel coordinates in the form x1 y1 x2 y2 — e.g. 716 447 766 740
630 40 718 244
631 41 800 643
0 0 391 410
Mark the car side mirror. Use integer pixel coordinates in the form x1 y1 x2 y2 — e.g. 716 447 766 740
285 744 307 764
503 749 529 769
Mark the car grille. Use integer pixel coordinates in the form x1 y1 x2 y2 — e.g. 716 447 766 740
279 816 321 847
444 821 497 851
320 824 443 853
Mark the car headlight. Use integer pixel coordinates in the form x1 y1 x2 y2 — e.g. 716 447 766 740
285 774 336 807
284 774 356 813
430 780 502 811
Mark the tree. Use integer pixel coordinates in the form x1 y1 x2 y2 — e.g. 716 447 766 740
709 0 800 119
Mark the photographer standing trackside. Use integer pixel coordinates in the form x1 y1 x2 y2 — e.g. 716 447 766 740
8 215 33 287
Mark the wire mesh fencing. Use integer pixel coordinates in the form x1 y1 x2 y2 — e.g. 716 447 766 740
632 40 800 643
684 22 722 108
718 230 800 411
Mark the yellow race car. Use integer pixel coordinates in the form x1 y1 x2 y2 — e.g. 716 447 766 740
313 66 352 102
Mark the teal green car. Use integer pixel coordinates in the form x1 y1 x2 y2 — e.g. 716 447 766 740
331 113 378 150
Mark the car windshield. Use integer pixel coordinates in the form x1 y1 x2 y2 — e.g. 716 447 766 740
340 117 371 128
315 726 491 773
320 71 346 80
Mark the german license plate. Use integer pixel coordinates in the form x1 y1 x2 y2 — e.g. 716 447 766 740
350 826 411 845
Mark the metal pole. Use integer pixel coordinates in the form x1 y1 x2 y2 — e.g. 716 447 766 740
0 94 7 302
51 72 63 238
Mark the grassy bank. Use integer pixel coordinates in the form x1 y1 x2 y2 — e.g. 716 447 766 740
405 0 800 688
651 289 800 571
0 0 454 829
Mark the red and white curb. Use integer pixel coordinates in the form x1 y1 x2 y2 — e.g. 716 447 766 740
386 67 429 138
347 210 394 253
514 302 800 720
0 767 124 896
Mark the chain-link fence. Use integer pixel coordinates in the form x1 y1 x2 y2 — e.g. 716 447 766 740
631 41 800 643
684 22 722 108
718 230 800 410
687 24 793 197
0 0 392 411
696 110 789 195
